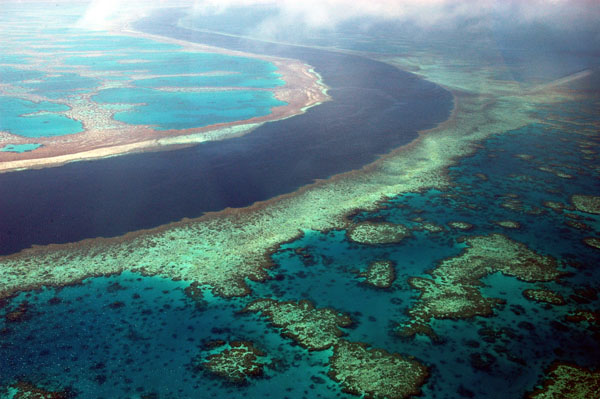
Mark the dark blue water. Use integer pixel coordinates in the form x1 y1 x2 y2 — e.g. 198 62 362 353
0 11 452 255
1 99 598 398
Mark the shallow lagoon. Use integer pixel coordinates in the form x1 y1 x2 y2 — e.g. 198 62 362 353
0 97 82 137
0 143 42 153
93 88 285 130
1 13 286 137
21 73 99 99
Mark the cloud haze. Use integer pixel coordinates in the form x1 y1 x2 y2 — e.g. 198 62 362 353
73 0 600 38
190 0 600 35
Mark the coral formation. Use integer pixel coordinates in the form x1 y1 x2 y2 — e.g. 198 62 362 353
565 309 600 326
526 362 600 399
523 288 566 305
347 222 411 245
571 195 600 214
246 298 430 397
583 237 600 250
398 234 561 337
244 299 352 350
5 301 31 323
200 341 267 383
493 220 521 229
328 340 428 399
6 381 73 399
447 221 473 230
359 260 396 289
542 201 572 213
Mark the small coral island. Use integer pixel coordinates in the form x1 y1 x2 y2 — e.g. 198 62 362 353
527 362 600 399
328 340 429 399
347 222 412 245
358 260 396 288
244 299 352 351
3 380 73 399
198 341 268 384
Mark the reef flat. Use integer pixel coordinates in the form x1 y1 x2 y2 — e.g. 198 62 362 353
244 299 352 351
197 341 268 383
245 298 429 398
398 234 562 338
526 362 600 399
358 260 396 289
0 13 327 173
522 288 566 306
347 222 412 245
328 340 428 399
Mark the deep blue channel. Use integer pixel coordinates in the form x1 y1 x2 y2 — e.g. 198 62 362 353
0 9 452 255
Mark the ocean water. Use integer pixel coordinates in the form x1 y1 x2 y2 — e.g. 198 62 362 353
0 27 451 254
1 99 597 398
1 6 599 399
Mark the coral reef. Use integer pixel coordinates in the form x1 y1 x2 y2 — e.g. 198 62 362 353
5 301 31 323
447 221 473 230
583 237 600 250
571 195 600 214
6 381 73 399
526 362 600 399
359 260 396 289
347 222 411 245
493 220 521 229
0 40 576 307
246 298 430 397
523 288 566 305
200 341 267 383
398 234 561 337
543 201 572 213
565 309 600 326
244 299 352 351
328 340 428 399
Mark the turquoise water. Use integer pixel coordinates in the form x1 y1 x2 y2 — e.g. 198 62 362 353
65 52 279 78
0 54 29 64
0 66 44 84
57 33 179 52
0 97 82 137
93 88 285 130
0 143 42 153
134 74 284 89
1 99 598 398
0 272 349 399
21 73 99 99
1 8 286 137
1 40 284 135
